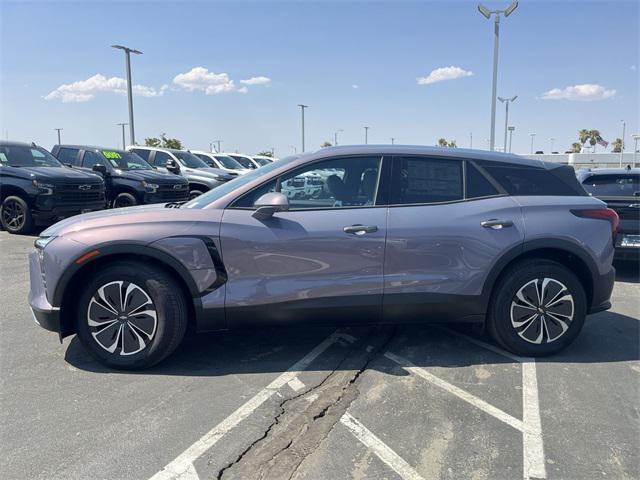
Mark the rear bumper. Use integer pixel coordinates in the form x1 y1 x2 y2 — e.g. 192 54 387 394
588 265 615 315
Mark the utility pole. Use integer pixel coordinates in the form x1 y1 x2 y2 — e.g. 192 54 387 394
298 104 308 152
54 128 63 144
116 123 128 149
111 45 142 145
364 126 369 144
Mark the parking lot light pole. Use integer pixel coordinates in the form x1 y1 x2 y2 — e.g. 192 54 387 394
54 128 63 144
298 104 308 152
507 126 515 153
364 126 369 144
477 1 518 152
212 140 222 153
620 120 626 167
391 137 395 145
111 45 142 146
529 132 536 154
116 123 128 149
498 95 517 152
334 129 343 146
549 137 555 153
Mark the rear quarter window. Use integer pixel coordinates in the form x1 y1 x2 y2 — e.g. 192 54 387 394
478 162 585 196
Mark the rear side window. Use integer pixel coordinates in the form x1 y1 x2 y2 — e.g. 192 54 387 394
391 156 463 205
56 147 80 166
152 151 172 166
466 162 499 198
478 162 584 196
581 174 640 197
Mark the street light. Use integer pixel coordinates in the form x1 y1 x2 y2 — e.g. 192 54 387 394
620 120 626 167
391 137 395 145
470 132 473 149
507 125 515 153
549 137 555 153
529 133 536 154
364 126 370 144
498 95 517 152
116 123 128 149
334 129 343 146
54 128 63 144
298 104 308 152
111 45 142 145
476 1 518 151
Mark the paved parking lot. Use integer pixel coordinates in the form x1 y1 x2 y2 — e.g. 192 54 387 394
1 230 638 480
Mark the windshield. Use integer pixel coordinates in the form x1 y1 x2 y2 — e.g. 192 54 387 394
582 174 640 197
215 155 244 170
173 151 209 168
0 145 62 167
230 155 256 169
254 157 272 166
184 155 300 209
102 150 152 170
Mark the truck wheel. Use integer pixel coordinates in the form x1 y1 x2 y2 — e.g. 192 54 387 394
487 259 586 357
76 261 188 369
189 189 204 200
113 192 137 208
1 196 34 234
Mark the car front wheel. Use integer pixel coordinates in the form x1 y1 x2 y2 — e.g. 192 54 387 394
76 261 188 369
487 259 587 357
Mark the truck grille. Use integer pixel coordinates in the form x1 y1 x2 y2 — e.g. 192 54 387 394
154 184 189 201
56 184 105 203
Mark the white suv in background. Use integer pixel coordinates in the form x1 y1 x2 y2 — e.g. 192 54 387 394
222 153 262 170
191 151 251 175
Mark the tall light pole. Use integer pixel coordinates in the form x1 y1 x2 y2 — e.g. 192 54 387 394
54 128 63 144
111 45 142 145
619 120 626 167
334 129 343 146
212 139 222 153
391 137 395 145
116 122 128 149
507 125 515 153
498 95 517 152
529 133 536 154
364 126 370 144
477 1 519 151
470 132 473 149
549 137 555 153
298 104 308 152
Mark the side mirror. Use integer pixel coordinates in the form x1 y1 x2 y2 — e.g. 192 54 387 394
252 192 289 220
92 164 107 175
166 158 180 173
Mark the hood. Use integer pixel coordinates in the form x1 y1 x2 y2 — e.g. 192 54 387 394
7 166 102 183
115 168 187 184
183 167 231 178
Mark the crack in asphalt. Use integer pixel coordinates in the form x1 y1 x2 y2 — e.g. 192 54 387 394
216 326 397 480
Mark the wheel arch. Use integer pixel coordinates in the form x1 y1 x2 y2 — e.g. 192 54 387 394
188 182 211 193
1 185 31 204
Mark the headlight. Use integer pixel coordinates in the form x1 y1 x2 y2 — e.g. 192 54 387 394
141 181 159 192
32 180 54 195
34 235 57 260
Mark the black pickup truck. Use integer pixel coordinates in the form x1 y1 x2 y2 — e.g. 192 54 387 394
51 145 189 207
0 141 105 234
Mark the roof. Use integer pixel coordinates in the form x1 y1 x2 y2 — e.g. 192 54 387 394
0 140 39 148
54 144 126 153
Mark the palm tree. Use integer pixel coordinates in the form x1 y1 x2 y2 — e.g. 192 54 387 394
570 142 582 153
437 138 457 148
587 129 603 152
611 138 623 153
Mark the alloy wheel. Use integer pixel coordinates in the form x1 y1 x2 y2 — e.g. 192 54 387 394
87 281 158 356
510 277 574 344
2 200 25 230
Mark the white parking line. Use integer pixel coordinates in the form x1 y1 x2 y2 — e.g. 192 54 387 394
149 330 344 480
287 377 306 392
341 412 426 480
384 351 525 432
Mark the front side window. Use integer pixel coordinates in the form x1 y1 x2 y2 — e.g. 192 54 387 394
173 151 209 168
152 151 172 167
0 145 62 167
391 156 463 205
254 157 271 166
195 154 215 166
56 147 80 166
582 174 640 196
230 155 257 169
82 151 105 169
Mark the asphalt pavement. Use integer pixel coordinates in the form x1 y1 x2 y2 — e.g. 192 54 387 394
1 230 638 480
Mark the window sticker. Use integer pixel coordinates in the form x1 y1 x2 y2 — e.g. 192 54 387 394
102 151 122 159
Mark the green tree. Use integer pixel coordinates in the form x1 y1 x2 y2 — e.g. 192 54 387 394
611 138 623 153
320 141 332 148
438 138 457 148
578 129 603 152
144 133 182 149
570 142 583 153
144 137 161 147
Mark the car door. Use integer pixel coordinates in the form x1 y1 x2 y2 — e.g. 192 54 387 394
383 155 525 323
220 155 389 326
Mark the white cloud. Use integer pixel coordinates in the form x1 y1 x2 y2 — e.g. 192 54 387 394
240 76 271 86
631 65 637 71
540 84 616 101
417 66 473 85
44 74 165 102
352 84 359 89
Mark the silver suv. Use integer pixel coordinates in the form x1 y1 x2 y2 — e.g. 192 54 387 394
28 146 617 369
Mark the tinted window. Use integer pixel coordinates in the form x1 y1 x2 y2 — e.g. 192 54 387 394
56 147 80 166
479 162 582 196
133 149 150 161
195 154 215 166
82 151 105 169
153 151 172 167
214 155 244 170
582 174 640 197
466 162 499 198
230 155 256 169
254 157 271 166
0 145 62 167
391 156 463 205
173 151 208 168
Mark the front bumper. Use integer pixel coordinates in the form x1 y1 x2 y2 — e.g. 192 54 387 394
32 201 106 225
27 250 60 334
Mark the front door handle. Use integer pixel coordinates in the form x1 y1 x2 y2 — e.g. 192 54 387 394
481 219 514 230
343 224 378 235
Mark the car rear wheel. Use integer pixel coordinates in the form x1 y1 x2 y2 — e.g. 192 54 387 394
1 196 34 234
76 262 188 369
113 192 137 208
487 259 586 357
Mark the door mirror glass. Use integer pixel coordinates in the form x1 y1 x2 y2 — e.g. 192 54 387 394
92 164 107 175
166 158 180 172
252 192 289 219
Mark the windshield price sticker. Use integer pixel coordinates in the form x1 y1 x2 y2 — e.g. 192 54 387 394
102 151 122 159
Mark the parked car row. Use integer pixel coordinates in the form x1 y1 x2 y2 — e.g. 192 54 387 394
0 140 275 234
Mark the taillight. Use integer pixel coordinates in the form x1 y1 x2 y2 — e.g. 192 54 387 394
572 208 620 241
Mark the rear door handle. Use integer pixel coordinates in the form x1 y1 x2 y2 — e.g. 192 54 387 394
343 224 378 235
481 219 514 230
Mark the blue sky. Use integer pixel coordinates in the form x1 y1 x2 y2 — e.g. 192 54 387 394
1 0 638 156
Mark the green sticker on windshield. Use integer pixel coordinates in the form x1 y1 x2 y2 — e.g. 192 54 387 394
102 150 121 159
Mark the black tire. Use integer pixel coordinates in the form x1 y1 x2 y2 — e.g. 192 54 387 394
0 196 34 234
487 259 587 357
76 261 188 369
189 189 204 200
113 192 137 208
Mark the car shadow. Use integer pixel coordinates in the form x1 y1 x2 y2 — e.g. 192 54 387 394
64 310 639 376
